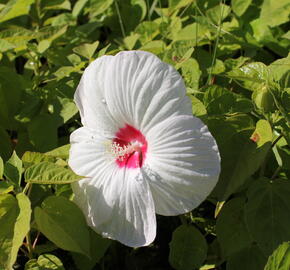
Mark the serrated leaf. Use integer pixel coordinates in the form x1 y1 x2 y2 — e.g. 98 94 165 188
245 178 290 257
25 254 65 270
0 193 31 269
4 151 22 186
25 161 83 184
264 242 290 270
169 225 207 270
34 196 90 256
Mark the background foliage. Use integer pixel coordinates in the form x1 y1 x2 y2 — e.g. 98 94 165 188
0 0 289 269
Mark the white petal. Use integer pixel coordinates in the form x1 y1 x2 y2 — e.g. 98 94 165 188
69 127 156 247
144 115 220 216
74 55 119 137
102 51 192 133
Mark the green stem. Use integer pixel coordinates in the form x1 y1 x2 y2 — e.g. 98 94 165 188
114 0 126 38
26 233 33 259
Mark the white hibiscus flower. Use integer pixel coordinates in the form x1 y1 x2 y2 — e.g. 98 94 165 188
68 51 220 247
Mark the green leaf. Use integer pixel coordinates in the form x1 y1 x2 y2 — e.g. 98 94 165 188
45 144 70 159
169 225 207 270
206 4 231 25
252 84 275 112
209 117 271 201
0 157 3 179
72 0 89 17
0 193 31 269
28 114 58 152
89 0 113 17
34 196 90 256
250 120 273 148
0 67 24 129
231 0 251 16
22 152 55 169
25 161 83 184
264 242 290 270
42 0 71 11
245 178 290 257
227 245 267 270
0 0 35 23
4 151 22 186
181 58 201 90
260 0 290 27
190 96 207 117
203 85 236 115
227 62 269 91
73 41 99 59
25 254 65 270
216 197 252 258
72 229 111 270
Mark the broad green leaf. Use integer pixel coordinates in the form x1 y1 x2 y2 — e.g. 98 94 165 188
72 0 89 17
73 41 99 60
206 4 231 25
252 84 275 112
173 23 210 42
169 225 207 270
25 161 83 184
227 62 269 91
25 254 64 270
89 0 113 17
209 116 271 201
260 0 290 27
277 146 290 169
0 181 14 194
72 229 111 270
0 193 31 269
190 96 207 117
216 197 252 258
0 127 12 162
250 120 273 147
45 144 70 159
42 0 71 11
245 178 290 257
0 67 24 129
22 152 55 168
181 58 201 90
34 196 90 256
28 114 58 152
0 157 3 179
203 85 236 115
231 0 251 16
0 0 35 23
264 242 290 270
4 151 22 186
227 245 267 270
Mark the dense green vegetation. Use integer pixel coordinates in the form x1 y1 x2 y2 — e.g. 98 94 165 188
0 0 289 269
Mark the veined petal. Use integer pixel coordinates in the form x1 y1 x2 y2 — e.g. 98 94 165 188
69 127 156 247
144 115 220 216
102 51 192 133
74 55 119 137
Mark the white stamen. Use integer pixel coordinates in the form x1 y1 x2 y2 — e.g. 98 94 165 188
106 140 142 161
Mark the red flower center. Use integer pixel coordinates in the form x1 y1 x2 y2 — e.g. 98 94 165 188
112 124 147 168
